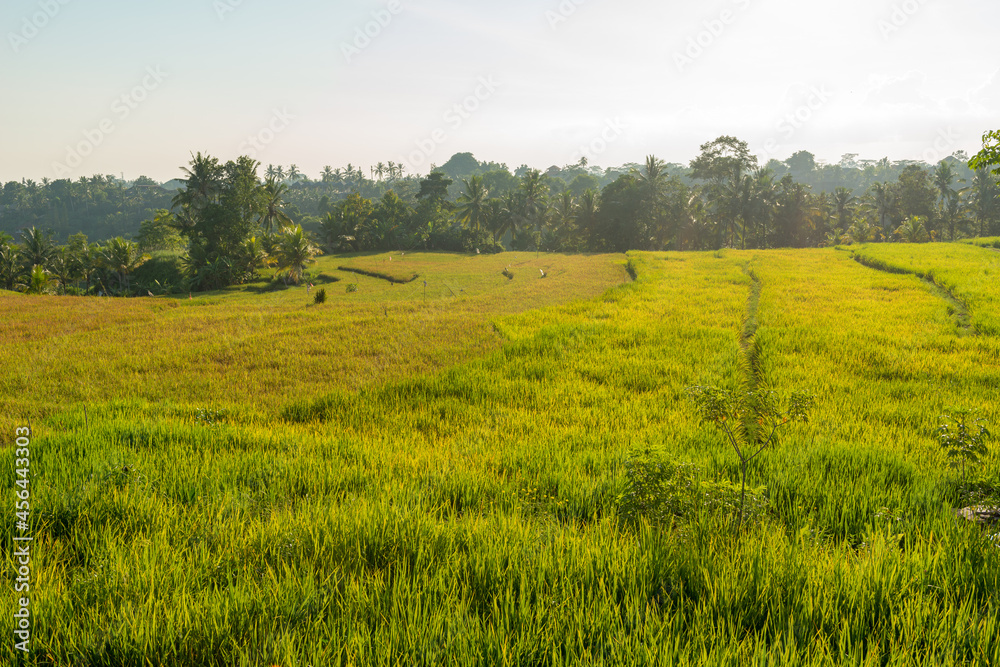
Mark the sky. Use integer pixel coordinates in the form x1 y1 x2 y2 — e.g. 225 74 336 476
1 0 998 183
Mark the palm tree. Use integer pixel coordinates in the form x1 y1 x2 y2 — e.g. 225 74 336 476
319 213 356 253
576 189 599 248
0 241 22 291
844 217 879 244
894 216 930 243
103 237 148 294
717 164 752 249
934 162 960 240
49 248 75 294
259 176 293 233
483 199 509 245
455 175 489 231
321 166 335 183
22 265 52 295
266 164 279 179
519 170 548 236
549 191 577 249
638 155 668 201
287 165 302 182
864 182 895 238
237 236 269 277
375 162 387 181
172 152 222 213
833 187 856 230
19 227 56 272
275 225 319 285
964 168 999 237
746 168 777 248
75 242 103 294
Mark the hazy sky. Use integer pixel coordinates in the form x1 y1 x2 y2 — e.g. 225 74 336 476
1 0 998 183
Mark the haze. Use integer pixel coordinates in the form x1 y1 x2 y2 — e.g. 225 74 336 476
1 0 998 182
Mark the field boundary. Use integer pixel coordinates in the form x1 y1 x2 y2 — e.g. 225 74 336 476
337 266 420 284
851 252 974 333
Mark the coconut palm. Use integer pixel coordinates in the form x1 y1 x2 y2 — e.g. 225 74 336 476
833 187 856 230
549 191 577 248
319 213 357 253
863 182 895 238
19 227 56 272
483 199 509 245
519 170 548 222
22 265 52 295
0 241 22 291
275 225 319 285
964 168 999 237
575 189 599 247
455 175 489 231
172 152 223 213
49 248 76 294
844 218 879 244
237 236 269 277
894 216 931 243
259 176 293 234
287 165 302 182
934 162 961 240
103 237 149 294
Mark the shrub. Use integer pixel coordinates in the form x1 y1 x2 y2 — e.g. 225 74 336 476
314 288 326 304
618 455 769 530
346 284 358 293
939 408 991 488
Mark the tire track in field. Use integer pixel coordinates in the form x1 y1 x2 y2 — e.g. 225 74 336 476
850 253 974 334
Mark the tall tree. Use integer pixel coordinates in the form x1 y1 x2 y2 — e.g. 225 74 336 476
416 172 454 207
965 168 1000 236
518 169 549 236
259 176 293 234
864 182 896 239
455 175 488 232
969 130 1000 176
690 136 758 249
933 161 960 240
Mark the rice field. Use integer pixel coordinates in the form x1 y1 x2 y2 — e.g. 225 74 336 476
1 248 999 666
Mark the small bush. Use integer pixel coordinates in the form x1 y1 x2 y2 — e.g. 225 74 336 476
314 288 327 304
618 455 769 530
346 284 358 293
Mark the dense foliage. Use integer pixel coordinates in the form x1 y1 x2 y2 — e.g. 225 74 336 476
2 134 999 295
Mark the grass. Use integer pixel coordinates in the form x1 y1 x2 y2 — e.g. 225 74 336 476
1 248 999 666
0 252 626 433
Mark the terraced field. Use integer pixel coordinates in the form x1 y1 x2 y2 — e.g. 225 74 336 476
2 247 998 666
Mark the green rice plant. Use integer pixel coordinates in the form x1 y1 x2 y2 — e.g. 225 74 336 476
6 249 1000 664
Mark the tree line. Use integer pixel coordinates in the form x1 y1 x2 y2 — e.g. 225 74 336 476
2 133 998 296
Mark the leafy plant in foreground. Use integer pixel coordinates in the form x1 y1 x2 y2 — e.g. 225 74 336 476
618 456 769 530
938 408 991 489
687 386 814 530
